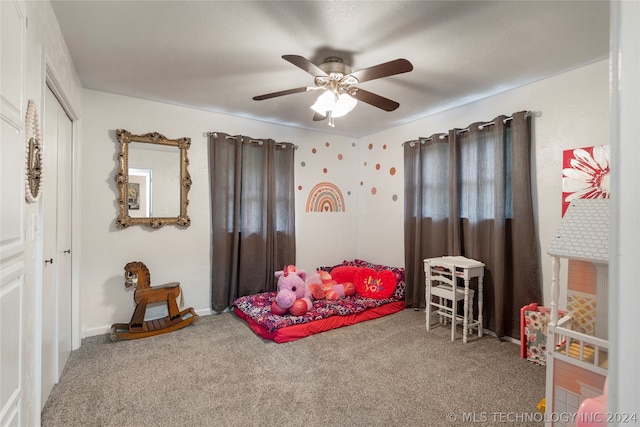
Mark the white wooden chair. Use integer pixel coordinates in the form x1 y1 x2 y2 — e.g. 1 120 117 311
425 260 475 341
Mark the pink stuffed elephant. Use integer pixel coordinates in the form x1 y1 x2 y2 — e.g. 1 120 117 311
271 265 312 316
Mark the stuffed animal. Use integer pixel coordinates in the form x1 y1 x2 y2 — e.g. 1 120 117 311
271 265 312 316
307 269 356 301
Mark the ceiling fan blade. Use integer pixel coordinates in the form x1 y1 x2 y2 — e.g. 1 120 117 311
351 88 400 112
347 58 413 83
282 55 328 77
253 87 309 101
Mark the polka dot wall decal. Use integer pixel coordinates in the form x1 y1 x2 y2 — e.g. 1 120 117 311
392 194 398 201
301 161 306 167
371 187 377 195
347 190 351 196
390 167 396 175
298 185 303 191
312 148 317 154
360 181 364 186
375 164 381 170
338 154 343 160
352 142 356 147
323 168 328 173
383 144 387 149
363 161 368 166
368 143 373 150
325 142 330 147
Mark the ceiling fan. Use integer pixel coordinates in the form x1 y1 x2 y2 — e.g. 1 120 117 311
253 55 413 126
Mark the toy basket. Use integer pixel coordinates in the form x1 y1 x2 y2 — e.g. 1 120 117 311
520 303 565 366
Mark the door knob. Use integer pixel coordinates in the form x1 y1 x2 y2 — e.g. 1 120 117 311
45 258 53 265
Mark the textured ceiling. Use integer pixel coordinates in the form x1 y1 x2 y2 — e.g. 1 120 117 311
50 1 609 138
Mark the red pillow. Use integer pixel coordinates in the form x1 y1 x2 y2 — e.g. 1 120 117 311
353 268 397 299
330 265 361 284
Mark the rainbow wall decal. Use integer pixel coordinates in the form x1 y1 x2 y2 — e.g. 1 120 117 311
306 182 345 212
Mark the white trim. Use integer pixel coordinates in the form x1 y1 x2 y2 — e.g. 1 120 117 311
44 62 78 121
195 308 213 317
83 310 213 339
45 55 82 351
609 0 640 416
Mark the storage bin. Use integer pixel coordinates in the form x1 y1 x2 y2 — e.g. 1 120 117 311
520 303 565 365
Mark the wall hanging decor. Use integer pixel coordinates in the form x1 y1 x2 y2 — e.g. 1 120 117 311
115 129 191 228
305 181 345 212
562 145 610 216
25 99 43 203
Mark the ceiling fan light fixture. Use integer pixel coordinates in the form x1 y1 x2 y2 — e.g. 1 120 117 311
310 91 357 119
331 93 357 118
310 91 335 116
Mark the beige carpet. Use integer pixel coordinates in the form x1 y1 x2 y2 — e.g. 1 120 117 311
42 309 546 426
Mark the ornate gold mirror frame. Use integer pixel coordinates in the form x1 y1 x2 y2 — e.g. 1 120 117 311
25 99 43 203
115 129 191 228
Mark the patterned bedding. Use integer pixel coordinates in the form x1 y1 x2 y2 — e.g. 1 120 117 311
232 260 406 341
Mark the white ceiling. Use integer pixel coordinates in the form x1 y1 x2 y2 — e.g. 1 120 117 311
50 0 609 138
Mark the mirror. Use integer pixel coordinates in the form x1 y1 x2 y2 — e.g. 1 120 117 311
115 129 191 228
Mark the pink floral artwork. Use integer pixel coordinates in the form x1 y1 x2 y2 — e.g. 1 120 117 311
562 145 610 217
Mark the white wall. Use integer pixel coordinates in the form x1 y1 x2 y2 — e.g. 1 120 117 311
295 137 361 268
79 90 359 336
19 0 83 422
80 60 610 336
362 59 610 307
351 135 405 267
17 0 640 419
609 0 640 415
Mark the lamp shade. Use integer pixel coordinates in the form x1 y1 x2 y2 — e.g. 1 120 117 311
331 93 357 118
310 91 357 118
310 91 335 116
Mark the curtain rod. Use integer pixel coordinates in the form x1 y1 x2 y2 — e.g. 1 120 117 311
405 110 538 146
207 132 297 149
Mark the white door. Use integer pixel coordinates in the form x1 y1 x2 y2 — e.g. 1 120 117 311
41 86 73 408
53 88 73 378
1 2 26 424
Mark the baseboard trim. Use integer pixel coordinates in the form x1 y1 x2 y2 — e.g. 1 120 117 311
83 308 215 339
416 307 521 345
195 308 213 317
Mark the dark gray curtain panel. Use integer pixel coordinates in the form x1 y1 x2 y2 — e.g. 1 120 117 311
209 133 296 312
404 111 542 339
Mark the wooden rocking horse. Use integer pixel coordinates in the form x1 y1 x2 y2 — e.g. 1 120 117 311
110 261 197 340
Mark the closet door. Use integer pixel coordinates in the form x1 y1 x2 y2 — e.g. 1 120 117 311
41 86 73 408
53 89 72 377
